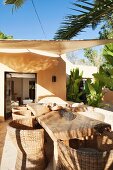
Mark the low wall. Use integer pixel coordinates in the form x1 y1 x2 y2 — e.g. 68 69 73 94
103 89 113 104
79 106 113 130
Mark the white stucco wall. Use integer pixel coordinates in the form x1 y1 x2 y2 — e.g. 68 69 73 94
36 58 66 101
0 57 66 119
79 106 113 130
62 56 98 78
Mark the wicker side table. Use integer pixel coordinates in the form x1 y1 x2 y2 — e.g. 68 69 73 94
7 118 45 170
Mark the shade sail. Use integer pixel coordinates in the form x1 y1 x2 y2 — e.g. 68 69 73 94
0 39 113 56
0 39 113 72
0 53 59 72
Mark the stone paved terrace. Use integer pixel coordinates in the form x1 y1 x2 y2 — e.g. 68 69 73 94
0 118 17 170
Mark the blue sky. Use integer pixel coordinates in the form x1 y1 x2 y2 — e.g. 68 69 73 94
0 0 101 40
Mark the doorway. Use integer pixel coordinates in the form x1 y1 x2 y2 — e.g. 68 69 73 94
5 72 36 119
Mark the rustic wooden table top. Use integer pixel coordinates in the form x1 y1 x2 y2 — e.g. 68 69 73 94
27 103 111 141
36 109 111 141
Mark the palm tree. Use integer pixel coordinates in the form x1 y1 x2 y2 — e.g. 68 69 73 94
54 0 113 40
4 0 25 8
99 14 113 39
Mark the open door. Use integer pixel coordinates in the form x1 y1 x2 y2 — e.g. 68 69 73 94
5 72 36 120
5 73 12 119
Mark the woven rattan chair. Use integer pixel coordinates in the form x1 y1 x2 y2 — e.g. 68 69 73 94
57 138 113 170
7 118 45 170
12 106 28 112
12 106 35 120
12 110 34 120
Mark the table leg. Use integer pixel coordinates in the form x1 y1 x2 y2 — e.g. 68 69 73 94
53 140 69 170
53 141 58 170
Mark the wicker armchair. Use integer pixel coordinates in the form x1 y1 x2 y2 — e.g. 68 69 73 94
12 106 28 113
12 110 33 120
7 118 45 170
57 137 113 170
12 106 35 120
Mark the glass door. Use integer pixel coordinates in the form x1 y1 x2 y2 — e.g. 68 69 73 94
29 81 35 100
5 73 12 119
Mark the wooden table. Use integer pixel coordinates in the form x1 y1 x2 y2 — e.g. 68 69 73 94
27 104 111 170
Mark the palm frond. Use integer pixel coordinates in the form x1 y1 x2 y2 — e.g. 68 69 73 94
4 0 26 8
70 8 87 14
72 3 93 12
77 0 94 7
54 0 113 40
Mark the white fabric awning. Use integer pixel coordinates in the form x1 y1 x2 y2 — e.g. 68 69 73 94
0 39 113 56
0 39 113 72
0 52 59 72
